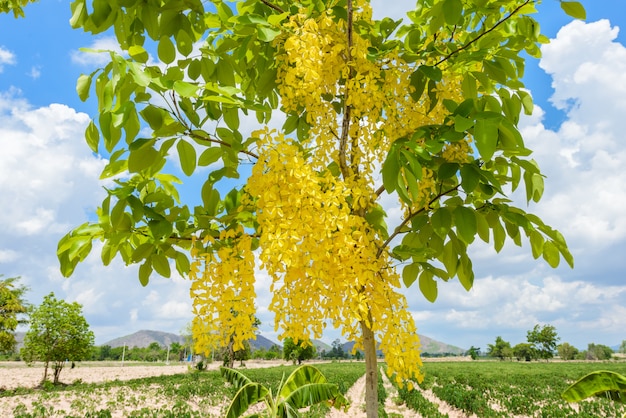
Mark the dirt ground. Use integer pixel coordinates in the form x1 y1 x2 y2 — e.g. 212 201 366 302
0 359 288 390
0 358 482 417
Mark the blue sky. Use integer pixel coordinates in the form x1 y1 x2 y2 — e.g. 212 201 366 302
1 1 625 353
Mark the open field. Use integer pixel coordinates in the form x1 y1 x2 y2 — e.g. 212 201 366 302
1 359 625 417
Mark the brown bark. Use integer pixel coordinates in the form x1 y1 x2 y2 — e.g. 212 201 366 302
361 319 379 418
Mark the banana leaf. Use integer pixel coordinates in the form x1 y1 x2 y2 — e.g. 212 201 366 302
562 370 626 404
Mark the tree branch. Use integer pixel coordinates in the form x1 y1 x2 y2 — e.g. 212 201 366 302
338 0 354 179
435 0 532 66
187 130 260 160
377 184 461 257
259 0 286 14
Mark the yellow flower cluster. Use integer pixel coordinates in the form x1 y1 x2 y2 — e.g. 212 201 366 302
246 129 423 384
443 138 474 164
189 227 257 354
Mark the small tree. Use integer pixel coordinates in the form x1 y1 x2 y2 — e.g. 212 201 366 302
619 340 626 355
466 346 480 360
557 342 579 361
283 337 316 365
513 343 535 361
487 336 512 360
527 324 559 361
0 275 29 355
586 343 613 361
21 293 94 385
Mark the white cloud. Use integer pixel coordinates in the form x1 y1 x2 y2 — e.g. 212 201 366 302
0 94 105 237
71 37 123 67
27 66 41 79
0 46 16 72
0 249 19 263
519 20 626 250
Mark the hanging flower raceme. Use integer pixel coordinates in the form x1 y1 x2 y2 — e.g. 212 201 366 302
189 227 257 355
246 129 424 385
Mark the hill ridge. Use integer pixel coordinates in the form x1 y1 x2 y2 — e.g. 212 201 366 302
102 330 464 354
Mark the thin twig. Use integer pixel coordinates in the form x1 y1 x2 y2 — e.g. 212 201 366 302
435 0 532 66
338 0 354 179
259 0 286 14
187 131 259 160
377 184 461 257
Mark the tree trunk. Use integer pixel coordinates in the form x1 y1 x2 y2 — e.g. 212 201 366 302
42 360 49 385
361 319 378 418
53 362 63 384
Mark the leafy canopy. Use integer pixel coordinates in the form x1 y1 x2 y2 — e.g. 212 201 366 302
21 292 94 384
57 0 580 388
0 275 29 354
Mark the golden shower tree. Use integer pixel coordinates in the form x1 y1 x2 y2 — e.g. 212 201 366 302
57 0 583 415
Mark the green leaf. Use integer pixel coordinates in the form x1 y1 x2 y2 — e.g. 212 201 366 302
529 230 544 259
542 240 560 268
198 147 222 167
560 1 586 20
442 0 463 25
402 263 420 287
223 382 269 417
562 371 626 403
202 183 221 216
457 254 474 291
129 144 158 173
460 164 479 193
281 366 349 411
382 148 400 193
420 65 442 82
85 121 100 153
128 45 149 63
76 74 92 102
132 243 154 263
454 206 477 244
223 107 240 131
175 252 190 276
257 25 281 42
152 253 171 278
431 208 452 238
138 260 152 286
158 36 176 64
454 115 474 132
175 29 194 56
177 140 197 176
173 81 198 98
419 271 437 302
474 116 499 161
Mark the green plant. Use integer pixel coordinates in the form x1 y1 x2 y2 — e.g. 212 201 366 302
221 365 349 418
21 292 94 384
562 370 626 417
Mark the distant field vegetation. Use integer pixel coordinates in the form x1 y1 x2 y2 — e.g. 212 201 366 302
1 360 626 417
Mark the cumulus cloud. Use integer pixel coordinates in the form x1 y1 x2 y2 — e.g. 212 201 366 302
520 20 626 251
71 37 123 67
0 46 16 72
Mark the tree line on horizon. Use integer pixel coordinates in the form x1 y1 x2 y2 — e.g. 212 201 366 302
474 324 622 362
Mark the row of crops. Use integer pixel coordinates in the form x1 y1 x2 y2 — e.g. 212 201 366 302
3 360 626 417
392 361 626 417
0 362 365 417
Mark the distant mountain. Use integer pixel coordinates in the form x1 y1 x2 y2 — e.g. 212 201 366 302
419 334 465 355
102 330 185 348
313 339 331 353
100 330 463 355
102 330 281 351
321 334 464 356
250 334 280 351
